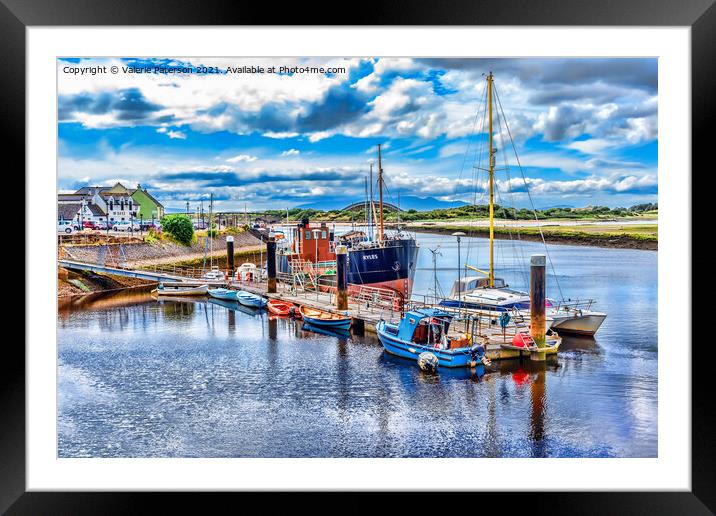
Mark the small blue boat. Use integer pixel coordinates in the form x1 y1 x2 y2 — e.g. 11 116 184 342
376 308 488 369
299 305 351 331
236 291 268 309
208 288 238 301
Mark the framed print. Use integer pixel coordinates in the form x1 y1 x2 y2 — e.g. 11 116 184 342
6 0 713 512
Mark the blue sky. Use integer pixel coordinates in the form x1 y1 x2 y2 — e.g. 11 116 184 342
57 57 657 211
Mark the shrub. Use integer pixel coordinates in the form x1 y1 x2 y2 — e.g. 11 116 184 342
160 214 194 245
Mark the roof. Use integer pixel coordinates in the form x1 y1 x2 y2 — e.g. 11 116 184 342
132 187 164 208
74 186 111 195
58 193 89 202
88 204 107 216
58 203 81 220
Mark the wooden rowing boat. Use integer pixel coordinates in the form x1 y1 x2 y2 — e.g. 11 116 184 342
152 284 209 296
298 306 351 330
267 299 300 317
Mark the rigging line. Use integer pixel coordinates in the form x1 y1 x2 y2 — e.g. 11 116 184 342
495 104 529 288
466 84 489 260
493 82 564 301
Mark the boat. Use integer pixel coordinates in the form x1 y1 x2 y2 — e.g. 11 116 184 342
267 299 300 317
152 283 209 296
440 277 605 335
236 291 268 308
202 265 226 281
277 145 419 304
301 322 350 339
298 306 351 330
437 72 606 336
235 262 259 282
376 308 489 369
208 287 238 301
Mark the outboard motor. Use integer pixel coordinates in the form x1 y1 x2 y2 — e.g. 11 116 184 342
418 352 439 373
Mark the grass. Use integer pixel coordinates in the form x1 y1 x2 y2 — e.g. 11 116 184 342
408 223 658 246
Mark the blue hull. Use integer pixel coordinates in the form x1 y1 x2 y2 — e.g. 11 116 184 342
236 292 267 308
208 288 238 301
301 315 351 331
377 322 483 368
302 322 350 339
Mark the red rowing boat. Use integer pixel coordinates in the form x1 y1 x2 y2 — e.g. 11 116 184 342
267 299 301 318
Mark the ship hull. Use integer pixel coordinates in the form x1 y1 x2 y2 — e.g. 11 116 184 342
279 237 419 298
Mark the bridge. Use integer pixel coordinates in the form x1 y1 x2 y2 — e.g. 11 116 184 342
341 201 401 212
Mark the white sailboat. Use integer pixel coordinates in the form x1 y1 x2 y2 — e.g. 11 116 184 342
439 72 606 336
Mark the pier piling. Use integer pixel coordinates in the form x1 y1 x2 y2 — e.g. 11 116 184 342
226 235 234 277
267 232 277 294
336 245 348 310
530 254 547 361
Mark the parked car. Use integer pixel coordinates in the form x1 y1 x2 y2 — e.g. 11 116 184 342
82 220 98 230
112 220 141 232
57 220 75 234
95 221 110 231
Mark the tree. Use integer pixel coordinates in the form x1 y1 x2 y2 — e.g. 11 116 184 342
161 214 194 245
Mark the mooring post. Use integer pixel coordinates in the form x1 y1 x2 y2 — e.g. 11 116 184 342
267 232 277 294
530 254 547 361
226 235 235 279
336 244 348 310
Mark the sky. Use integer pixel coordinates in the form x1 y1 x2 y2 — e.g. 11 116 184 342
57 57 658 211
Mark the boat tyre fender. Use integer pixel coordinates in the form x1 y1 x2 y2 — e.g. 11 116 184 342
418 352 439 373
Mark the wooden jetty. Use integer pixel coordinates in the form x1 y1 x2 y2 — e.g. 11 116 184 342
59 236 558 362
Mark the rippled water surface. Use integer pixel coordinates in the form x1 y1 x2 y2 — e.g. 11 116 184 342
58 235 657 457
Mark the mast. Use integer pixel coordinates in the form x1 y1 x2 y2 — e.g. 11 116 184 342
369 163 374 242
378 144 384 243
487 72 495 288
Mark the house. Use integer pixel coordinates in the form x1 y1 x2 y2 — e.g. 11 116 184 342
130 183 165 221
62 182 165 224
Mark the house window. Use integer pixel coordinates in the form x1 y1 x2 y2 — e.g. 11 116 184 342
120 200 125 210
321 231 327 239
109 200 113 210
129 201 133 210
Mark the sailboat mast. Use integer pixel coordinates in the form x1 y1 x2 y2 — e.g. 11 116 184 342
378 144 384 243
487 72 495 288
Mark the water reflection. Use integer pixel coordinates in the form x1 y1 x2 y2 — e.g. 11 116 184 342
58 237 657 459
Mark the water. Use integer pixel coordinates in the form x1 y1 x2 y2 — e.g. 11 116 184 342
57 234 657 458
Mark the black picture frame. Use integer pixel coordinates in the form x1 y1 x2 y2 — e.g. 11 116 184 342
5 0 711 513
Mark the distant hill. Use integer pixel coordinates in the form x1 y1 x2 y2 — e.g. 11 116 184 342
297 196 469 212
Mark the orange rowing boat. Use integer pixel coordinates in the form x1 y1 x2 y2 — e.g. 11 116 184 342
267 299 301 318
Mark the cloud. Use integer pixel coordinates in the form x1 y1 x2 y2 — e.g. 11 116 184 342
281 149 300 157
166 130 186 139
226 154 258 163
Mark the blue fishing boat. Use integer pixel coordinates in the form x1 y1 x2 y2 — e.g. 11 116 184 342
208 288 238 301
236 291 268 308
376 308 488 369
299 305 351 330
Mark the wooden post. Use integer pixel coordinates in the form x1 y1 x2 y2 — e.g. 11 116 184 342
266 233 277 294
226 235 235 279
336 244 348 310
530 254 547 361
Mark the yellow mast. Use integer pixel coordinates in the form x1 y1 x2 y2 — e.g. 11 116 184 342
487 72 495 287
378 143 385 243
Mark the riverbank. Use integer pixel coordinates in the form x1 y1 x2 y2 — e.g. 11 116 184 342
58 268 156 298
404 222 657 250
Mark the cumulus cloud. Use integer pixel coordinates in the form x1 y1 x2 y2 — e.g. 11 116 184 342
281 149 300 157
226 154 258 163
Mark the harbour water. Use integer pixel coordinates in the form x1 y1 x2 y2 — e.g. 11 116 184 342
58 233 657 458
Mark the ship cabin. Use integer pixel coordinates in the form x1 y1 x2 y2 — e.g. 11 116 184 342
448 276 507 298
382 308 456 347
291 217 336 264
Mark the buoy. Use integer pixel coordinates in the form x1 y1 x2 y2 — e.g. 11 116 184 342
512 332 534 348
418 352 439 373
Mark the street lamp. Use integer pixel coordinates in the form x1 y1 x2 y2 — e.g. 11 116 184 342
452 231 466 311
